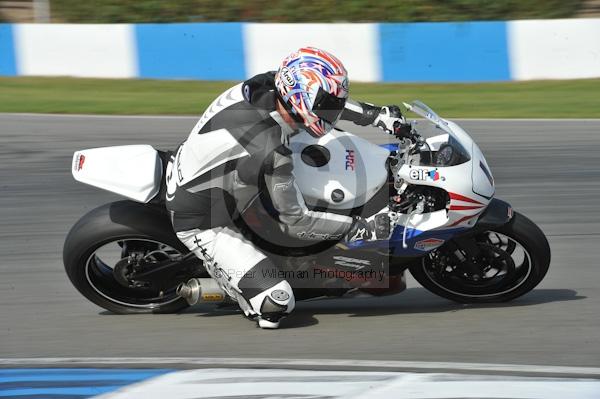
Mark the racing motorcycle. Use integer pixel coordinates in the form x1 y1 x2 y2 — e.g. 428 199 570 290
64 101 551 314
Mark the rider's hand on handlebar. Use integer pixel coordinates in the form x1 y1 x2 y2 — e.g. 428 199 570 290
374 105 406 134
392 120 412 139
344 213 392 243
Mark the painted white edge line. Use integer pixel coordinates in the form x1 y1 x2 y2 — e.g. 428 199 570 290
1 358 600 376
0 112 599 122
0 113 198 120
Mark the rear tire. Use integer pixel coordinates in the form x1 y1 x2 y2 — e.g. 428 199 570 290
63 201 192 314
410 212 550 303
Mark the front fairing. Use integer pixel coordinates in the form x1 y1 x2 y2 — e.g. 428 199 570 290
404 101 495 199
354 101 496 256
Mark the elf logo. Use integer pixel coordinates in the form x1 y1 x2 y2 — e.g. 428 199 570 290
409 168 442 181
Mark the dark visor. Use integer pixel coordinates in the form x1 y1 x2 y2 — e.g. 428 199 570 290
312 87 346 125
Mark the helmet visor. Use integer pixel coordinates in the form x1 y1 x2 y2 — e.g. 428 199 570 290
312 87 346 126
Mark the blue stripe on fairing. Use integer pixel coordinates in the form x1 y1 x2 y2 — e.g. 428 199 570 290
0 369 172 398
135 23 246 80
379 143 397 152
348 226 467 256
379 21 511 82
0 24 17 76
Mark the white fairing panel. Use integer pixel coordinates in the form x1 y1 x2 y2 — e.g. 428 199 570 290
471 142 495 199
72 145 162 203
289 129 389 209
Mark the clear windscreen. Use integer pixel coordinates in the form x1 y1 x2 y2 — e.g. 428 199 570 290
403 101 471 167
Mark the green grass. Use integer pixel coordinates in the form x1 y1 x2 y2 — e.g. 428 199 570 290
2 77 599 118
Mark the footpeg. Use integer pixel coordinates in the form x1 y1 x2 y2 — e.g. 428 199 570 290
176 278 226 305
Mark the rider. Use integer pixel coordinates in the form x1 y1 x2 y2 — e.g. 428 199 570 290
166 47 406 328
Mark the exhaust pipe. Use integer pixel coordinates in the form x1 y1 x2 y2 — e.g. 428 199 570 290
176 278 227 305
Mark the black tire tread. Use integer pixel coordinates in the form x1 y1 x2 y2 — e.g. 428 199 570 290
63 201 191 314
410 212 551 303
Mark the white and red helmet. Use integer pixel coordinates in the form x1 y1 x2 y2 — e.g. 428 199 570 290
275 47 349 137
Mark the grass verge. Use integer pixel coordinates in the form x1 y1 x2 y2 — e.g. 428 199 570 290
1 77 599 118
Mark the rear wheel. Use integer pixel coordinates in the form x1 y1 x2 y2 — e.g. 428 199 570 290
410 212 550 303
64 201 204 314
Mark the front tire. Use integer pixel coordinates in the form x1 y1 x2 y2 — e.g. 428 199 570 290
410 212 551 303
63 201 194 314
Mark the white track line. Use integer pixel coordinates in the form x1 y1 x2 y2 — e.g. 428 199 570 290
0 113 599 122
1 357 600 377
0 112 198 119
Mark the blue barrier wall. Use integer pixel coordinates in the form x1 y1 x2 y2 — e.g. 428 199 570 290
379 21 510 82
0 24 17 76
135 23 246 80
2 20 599 81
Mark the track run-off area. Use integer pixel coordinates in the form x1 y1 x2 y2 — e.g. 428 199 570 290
1 114 599 372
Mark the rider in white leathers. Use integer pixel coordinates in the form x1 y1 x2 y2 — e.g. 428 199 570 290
166 47 405 328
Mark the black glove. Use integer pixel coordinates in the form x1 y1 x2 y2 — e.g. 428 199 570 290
392 120 412 139
344 213 392 243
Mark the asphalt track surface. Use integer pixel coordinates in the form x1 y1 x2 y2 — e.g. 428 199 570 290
1 114 599 368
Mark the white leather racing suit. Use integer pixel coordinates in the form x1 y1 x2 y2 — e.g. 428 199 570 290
166 72 382 323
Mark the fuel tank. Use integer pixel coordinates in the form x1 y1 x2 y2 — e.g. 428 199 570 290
289 129 389 210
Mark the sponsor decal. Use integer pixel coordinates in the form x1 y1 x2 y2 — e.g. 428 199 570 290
333 255 371 270
296 231 342 240
414 238 445 251
202 293 224 301
273 178 293 192
73 153 85 172
280 67 296 87
409 168 442 181
349 227 369 241
345 149 355 171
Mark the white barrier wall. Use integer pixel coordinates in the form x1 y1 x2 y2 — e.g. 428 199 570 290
508 19 600 80
1 19 599 81
243 23 381 82
14 24 137 78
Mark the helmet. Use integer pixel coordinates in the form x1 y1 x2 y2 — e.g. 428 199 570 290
275 47 349 137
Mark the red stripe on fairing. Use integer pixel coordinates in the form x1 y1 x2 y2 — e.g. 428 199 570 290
448 192 483 205
449 211 483 227
449 205 484 211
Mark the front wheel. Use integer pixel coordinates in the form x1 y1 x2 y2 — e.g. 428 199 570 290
410 212 551 303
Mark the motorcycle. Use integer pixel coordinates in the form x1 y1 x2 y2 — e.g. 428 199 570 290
64 101 550 314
